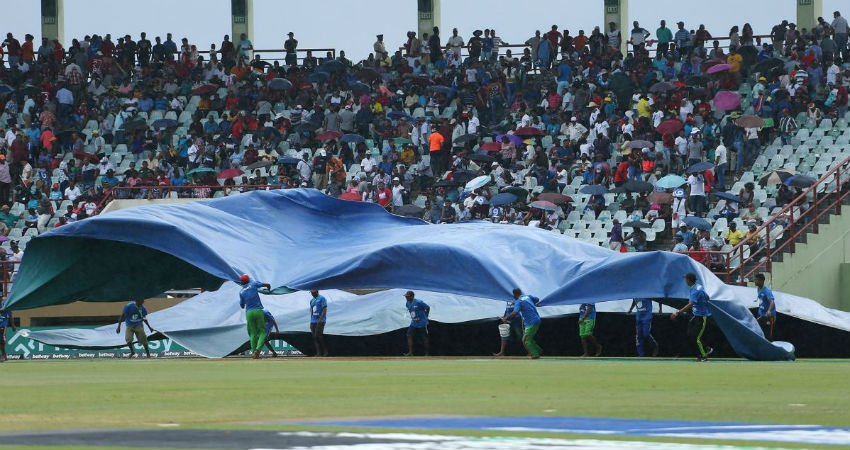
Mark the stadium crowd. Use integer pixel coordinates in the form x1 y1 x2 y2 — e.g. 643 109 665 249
0 11 849 268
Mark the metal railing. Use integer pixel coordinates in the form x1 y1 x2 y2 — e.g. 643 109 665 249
705 154 850 284
1 261 20 300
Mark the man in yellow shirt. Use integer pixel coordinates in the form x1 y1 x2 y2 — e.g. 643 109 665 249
636 95 651 119
727 47 743 73
724 222 744 246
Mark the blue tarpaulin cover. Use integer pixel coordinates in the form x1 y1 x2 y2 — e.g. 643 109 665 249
7 189 824 360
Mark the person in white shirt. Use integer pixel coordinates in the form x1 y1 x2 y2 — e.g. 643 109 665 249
686 172 706 217
519 112 532 128
361 154 376 173
714 143 728 190
467 114 480 134
187 142 199 166
297 154 312 183
674 132 688 171
391 178 405 208
64 181 82 201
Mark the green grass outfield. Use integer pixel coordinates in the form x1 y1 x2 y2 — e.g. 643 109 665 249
1 357 848 449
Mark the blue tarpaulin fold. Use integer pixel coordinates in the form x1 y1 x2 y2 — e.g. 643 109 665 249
7 189 823 360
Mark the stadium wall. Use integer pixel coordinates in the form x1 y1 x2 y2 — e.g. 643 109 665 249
770 211 850 312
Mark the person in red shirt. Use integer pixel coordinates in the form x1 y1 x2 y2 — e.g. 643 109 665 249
613 157 629 187
20 34 35 63
375 181 392 209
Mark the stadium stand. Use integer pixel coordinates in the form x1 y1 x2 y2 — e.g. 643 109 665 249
0 16 849 296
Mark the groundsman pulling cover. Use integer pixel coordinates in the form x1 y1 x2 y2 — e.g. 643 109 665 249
6 189 817 360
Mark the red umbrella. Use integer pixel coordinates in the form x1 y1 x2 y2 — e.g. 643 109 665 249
74 150 96 161
712 91 740 111
514 127 544 137
217 168 244 179
481 142 502 152
706 63 733 74
537 193 573 204
529 200 558 211
656 119 683 135
316 130 343 141
338 192 361 201
191 84 218 95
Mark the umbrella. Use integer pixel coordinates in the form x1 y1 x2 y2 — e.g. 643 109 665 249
316 130 343 141
394 204 424 217
712 191 742 203
217 168 244 179
683 216 712 231
0 235 9 242
687 161 714 173
468 153 496 164
648 192 673 204
151 118 178 129
656 119 683 135
579 185 608 195
784 175 816 188
735 115 765 129
121 119 148 132
308 72 330 83
187 167 216 176
428 85 456 96
246 160 274 170
338 192 361 201
0 84 14 94
73 150 96 161
754 58 783 75
340 133 365 144
737 46 757 65
191 84 218 95
685 75 709 86
481 142 502 152
608 71 636 107
529 200 558 212
649 81 676 93
627 140 654 149
268 78 293 91
622 180 654 193
296 121 321 131
451 170 477 185
537 192 573 204
278 156 301 165
759 169 796 186
349 81 371 94
624 221 651 228
712 91 740 111
490 192 518 206
465 175 492 191
495 133 524 146
656 174 687 189
394 137 412 146
706 63 732 74
453 134 478 145
501 186 528 200
514 127 544 137
263 127 282 139
433 179 460 188
358 68 380 82
387 111 412 120
320 59 345 73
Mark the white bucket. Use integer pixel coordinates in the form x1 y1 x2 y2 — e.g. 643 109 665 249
498 323 511 338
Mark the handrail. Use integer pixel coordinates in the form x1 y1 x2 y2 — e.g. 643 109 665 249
705 153 850 284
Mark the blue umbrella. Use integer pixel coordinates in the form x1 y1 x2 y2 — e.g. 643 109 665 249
465 175 491 191
712 191 742 203
687 161 715 173
683 216 712 231
387 111 412 120
495 133 523 146
579 185 608 195
151 118 178 129
320 59 345 73
0 84 13 94
308 72 330 83
340 133 365 144
784 175 816 188
278 156 301 165
656 174 687 189
349 81 371 94
490 192 518 206
268 78 293 91
428 85 456 96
